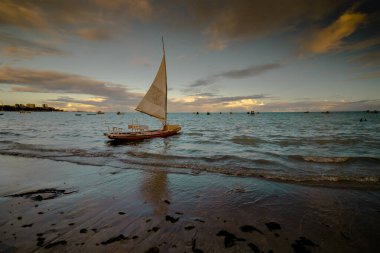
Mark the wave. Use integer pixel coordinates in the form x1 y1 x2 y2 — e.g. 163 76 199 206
230 135 266 146
122 151 380 188
303 156 349 163
275 137 361 147
290 155 380 164
1 144 379 189
0 131 21 136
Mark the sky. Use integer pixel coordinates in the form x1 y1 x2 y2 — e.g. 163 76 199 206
0 0 379 112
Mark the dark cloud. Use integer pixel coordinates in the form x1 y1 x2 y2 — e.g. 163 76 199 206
0 67 142 105
0 32 66 58
189 63 282 88
184 0 348 50
0 0 350 48
0 0 154 41
193 92 218 97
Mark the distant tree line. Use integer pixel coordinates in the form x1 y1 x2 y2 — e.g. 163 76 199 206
0 104 63 112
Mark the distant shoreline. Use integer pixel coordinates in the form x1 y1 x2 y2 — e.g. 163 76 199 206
0 105 63 112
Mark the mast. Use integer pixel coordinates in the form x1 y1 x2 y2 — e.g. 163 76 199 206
162 36 167 127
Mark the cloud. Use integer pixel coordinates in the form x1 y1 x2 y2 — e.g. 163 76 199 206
350 50 380 68
0 0 349 51
0 0 48 29
193 0 346 49
341 36 380 52
76 28 110 40
170 94 270 112
0 32 66 59
0 67 142 109
299 11 366 55
354 71 380 80
0 0 155 43
188 63 282 88
349 49 380 80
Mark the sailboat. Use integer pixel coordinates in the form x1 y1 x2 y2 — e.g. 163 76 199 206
104 38 181 141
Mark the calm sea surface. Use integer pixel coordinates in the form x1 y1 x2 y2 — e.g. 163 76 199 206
0 111 379 188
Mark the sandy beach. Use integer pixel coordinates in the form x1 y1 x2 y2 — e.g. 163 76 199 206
0 154 379 253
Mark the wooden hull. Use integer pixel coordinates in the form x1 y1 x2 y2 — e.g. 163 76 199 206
105 129 180 141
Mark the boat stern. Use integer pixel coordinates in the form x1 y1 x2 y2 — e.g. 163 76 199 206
164 124 181 132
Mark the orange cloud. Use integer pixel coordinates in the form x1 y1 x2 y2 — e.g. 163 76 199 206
0 0 48 29
301 11 366 55
76 28 110 40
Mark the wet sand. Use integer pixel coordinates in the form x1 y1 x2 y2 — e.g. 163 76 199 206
0 155 379 252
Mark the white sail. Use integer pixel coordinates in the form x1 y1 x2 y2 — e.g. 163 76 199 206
135 55 167 123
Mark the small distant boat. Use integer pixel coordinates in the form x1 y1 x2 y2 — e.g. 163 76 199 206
19 111 31 114
304 111 310 113
206 112 210 115
97 111 104 114
250 111 255 115
105 38 181 141
116 111 125 115
75 113 82 116
87 113 96 115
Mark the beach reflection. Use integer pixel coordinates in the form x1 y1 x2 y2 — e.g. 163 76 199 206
140 171 169 215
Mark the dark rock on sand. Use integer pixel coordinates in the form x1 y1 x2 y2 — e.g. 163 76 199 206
195 219 205 223
192 239 204 253
165 215 179 223
341 232 351 241
145 247 159 253
164 200 171 204
152 226 160 232
291 236 318 253
17 216 22 220
101 234 128 245
38 212 44 215
216 230 245 248
247 243 260 253
68 223 75 226
80 228 88 233
118 212 125 215
22 223 33 228
265 222 281 231
175 212 183 215
240 225 263 234
7 188 69 201
33 195 43 201
185 225 195 230
44 240 67 249
36 237 45 247
132 235 139 239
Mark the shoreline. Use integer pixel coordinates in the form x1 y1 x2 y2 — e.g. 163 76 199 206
0 155 379 252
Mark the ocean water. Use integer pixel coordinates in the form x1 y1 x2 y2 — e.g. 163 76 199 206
0 111 379 188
